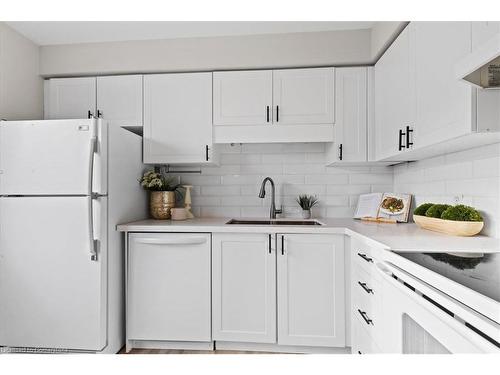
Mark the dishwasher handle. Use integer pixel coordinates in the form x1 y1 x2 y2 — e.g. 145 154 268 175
134 236 208 246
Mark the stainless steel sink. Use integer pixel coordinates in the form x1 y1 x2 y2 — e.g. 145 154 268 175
226 219 323 226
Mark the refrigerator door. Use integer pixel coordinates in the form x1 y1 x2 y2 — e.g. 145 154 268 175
0 119 106 196
0 196 107 351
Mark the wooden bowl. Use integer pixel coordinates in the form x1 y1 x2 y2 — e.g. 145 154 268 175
413 215 484 236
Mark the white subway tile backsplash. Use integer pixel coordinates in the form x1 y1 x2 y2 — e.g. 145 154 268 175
165 142 499 237
394 145 500 237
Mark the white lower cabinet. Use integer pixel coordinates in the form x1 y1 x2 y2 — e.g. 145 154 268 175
212 233 276 343
277 234 345 347
212 233 345 349
127 233 211 342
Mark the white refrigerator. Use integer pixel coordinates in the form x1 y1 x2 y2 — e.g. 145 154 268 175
0 119 146 353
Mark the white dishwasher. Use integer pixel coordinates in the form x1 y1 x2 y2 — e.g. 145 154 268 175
126 233 211 344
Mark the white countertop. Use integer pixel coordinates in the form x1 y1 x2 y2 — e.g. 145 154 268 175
117 217 500 253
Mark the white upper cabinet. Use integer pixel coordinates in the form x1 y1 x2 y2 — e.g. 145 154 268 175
277 234 345 348
213 68 335 143
374 25 414 161
143 72 215 165
273 68 335 125
374 22 500 162
213 70 272 126
413 22 473 149
96 75 143 127
47 77 96 119
212 233 276 344
328 67 368 164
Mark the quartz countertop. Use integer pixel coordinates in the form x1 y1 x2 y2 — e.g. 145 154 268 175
117 217 500 254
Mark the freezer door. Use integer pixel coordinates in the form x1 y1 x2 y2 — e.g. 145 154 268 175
0 196 107 351
0 119 105 195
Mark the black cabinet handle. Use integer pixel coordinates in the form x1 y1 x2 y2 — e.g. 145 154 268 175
281 235 284 255
268 234 272 254
266 106 270 123
357 252 373 263
339 144 343 161
358 351 362 354
406 125 413 148
97 110 102 118
87 110 93 119
276 106 279 122
398 129 406 151
205 145 209 161
358 309 373 325
358 281 374 294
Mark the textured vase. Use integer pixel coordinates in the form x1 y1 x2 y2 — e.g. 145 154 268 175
301 209 311 219
150 191 176 220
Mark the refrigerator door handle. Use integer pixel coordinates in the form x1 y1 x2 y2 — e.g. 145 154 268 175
88 135 99 261
88 196 99 261
88 136 97 195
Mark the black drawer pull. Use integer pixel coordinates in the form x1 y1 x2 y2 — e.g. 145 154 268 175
358 309 373 325
357 252 373 263
358 351 362 354
358 281 374 294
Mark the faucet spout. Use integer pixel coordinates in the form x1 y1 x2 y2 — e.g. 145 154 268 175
258 177 282 219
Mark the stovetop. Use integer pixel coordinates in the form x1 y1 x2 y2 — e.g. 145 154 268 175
395 252 500 303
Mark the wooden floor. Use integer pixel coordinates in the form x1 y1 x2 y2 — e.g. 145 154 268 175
119 347 276 354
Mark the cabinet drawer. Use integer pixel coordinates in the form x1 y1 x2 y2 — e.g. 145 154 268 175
352 266 381 340
351 317 381 354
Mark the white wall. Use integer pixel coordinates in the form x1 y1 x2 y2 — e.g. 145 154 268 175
39 29 372 77
168 143 393 219
393 144 500 237
0 22 43 120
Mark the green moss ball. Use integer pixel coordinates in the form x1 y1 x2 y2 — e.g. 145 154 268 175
425 204 451 218
414 203 434 216
441 205 483 222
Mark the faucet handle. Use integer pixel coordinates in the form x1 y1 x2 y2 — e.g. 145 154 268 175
275 206 283 215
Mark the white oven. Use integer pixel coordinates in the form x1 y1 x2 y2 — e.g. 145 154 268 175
375 259 500 353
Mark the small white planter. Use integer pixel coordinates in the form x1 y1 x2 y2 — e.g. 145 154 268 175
301 209 311 219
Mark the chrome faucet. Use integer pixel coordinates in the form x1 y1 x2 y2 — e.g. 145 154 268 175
258 177 283 219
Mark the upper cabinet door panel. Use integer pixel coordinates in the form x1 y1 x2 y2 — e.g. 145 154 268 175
413 22 473 149
334 67 367 162
273 68 334 125
97 75 143 127
47 77 96 120
213 70 272 126
374 26 414 160
143 73 213 164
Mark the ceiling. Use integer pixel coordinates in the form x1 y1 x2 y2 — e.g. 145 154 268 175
6 21 376 46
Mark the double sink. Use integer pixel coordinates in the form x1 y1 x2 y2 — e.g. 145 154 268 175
226 219 323 226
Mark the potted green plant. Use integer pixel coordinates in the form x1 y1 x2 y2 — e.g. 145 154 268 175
139 170 183 220
296 194 319 219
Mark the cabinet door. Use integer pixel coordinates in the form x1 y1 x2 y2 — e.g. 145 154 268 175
413 22 473 149
277 234 345 347
127 233 211 342
143 73 213 164
212 233 276 343
333 67 367 162
213 70 272 126
47 77 96 119
273 68 334 125
374 26 415 160
97 75 143 127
